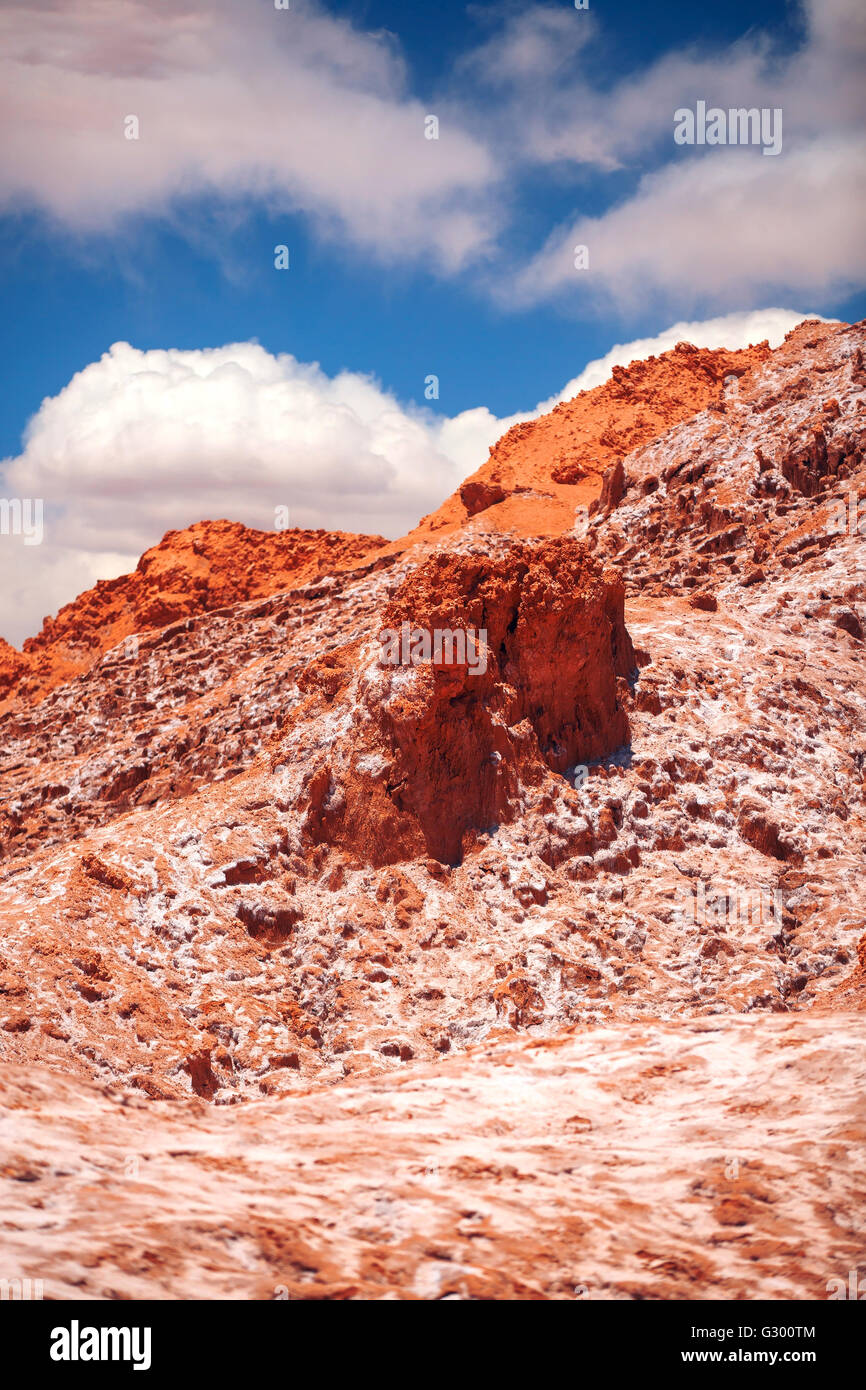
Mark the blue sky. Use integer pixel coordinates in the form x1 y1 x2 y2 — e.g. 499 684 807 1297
0 0 864 641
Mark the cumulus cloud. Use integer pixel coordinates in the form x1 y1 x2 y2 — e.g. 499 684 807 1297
0 0 499 270
0 308 820 644
3 342 466 547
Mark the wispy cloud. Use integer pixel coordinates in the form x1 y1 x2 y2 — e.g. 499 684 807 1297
514 135 866 312
492 0 866 307
0 0 499 271
0 0 862 308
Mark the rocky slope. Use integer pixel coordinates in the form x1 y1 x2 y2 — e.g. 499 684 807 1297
1 318 864 1298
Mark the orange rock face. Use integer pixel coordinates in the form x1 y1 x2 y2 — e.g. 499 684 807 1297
0 637 27 703
405 338 773 546
287 538 633 866
1 319 865 1300
1 519 388 711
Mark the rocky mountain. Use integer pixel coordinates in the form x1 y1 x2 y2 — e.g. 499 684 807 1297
1 318 864 1299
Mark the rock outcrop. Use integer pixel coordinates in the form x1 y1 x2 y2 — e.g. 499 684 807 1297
284 537 634 866
406 338 773 545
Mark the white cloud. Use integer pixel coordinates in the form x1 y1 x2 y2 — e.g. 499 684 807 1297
467 0 866 308
4 341 465 547
0 308 819 644
0 0 499 271
470 0 865 168
515 135 866 311
0 0 861 308
457 6 593 88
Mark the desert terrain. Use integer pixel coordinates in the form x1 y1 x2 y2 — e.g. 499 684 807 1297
1 317 864 1299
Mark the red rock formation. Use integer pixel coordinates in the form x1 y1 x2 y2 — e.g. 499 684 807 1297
0 637 27 702
285 537 633 866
